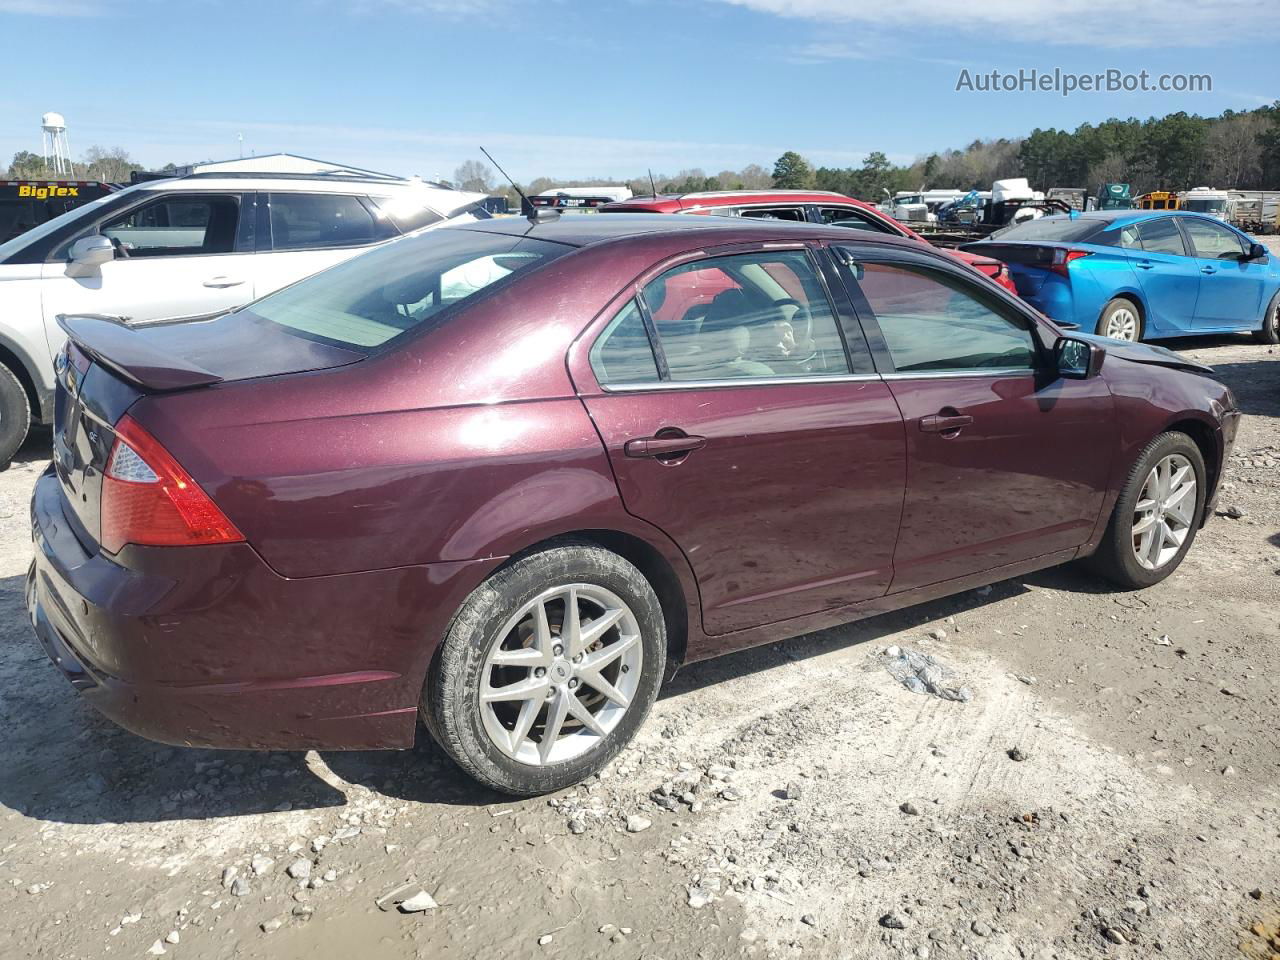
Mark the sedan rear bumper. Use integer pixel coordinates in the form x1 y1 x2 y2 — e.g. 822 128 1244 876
27 466 497 750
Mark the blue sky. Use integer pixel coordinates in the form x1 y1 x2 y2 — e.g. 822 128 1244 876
0 0 1273 182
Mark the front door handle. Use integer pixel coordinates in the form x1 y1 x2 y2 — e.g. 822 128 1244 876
920 413 973 434
624 434 707 459
1135 260 1155 270
203 276 245 288
1200 266 1217 275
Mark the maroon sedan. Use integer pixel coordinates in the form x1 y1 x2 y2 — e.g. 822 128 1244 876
29 214 1239 795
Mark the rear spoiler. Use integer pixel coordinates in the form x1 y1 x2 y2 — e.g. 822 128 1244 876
57 314 224 391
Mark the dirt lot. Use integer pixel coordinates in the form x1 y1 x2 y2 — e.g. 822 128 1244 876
2 298 1279 958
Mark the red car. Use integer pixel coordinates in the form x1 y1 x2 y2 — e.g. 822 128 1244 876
30 214 1237 795
602 189 1019 294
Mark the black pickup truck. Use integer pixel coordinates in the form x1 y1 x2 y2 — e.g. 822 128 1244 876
0 179 118 244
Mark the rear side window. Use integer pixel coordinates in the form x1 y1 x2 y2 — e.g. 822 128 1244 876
245 230 569 349
101 194 241 256
851 261 1036 373
368 194 445 234
268 193 385 250
738 206 807 222
590 300 660 385
640 250 849 381
1182 218 1247 260
817 207 898 235
1135 218 1187 256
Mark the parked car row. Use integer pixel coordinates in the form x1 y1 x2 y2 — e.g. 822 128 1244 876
29 207 1240 795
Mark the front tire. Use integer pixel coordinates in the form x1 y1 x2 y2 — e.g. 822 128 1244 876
1097 298 1143 342
1252 292 1279 345
423 542 666 796
0 362 32 469
1088 432 1206 590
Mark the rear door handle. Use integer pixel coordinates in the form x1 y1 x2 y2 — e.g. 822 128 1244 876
624 434 707 458
1200 266 1217 275
1135 260 1155 270
203 276 245 288
920 413 973 434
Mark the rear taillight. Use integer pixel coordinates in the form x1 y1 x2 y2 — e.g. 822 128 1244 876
100 415 244 554
1049 249 1091 277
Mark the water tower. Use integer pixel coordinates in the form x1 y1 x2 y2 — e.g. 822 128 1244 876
41 112 74 177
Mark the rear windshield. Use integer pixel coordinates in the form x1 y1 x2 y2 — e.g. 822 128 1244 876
245 228 570 349
989 216 1107 242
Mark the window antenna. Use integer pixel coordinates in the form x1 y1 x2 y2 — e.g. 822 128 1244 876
648 168 658 197
481 146 557 223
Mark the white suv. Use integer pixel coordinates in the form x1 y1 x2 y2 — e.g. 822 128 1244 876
0 171 487 463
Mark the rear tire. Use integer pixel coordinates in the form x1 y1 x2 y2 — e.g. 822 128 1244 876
423 542 666 796
1087 432 1205 590
1252 292 1279 344
0 362 32 470
1096 298 1143 342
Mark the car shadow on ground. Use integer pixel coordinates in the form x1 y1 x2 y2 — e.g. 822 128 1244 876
657 562 1120 701
0 559 1123 823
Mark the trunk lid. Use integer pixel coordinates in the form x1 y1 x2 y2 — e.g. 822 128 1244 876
960 242 1063 296
53 311 365 550
58 311 365 392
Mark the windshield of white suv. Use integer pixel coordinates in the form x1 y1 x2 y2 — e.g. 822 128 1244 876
244 228 570 349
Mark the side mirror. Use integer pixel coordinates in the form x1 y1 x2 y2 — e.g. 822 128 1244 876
1247 242 1268 261
69 235 115 267
1055 336 1104 380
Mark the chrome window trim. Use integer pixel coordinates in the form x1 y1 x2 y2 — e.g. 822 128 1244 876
880 367 1033 381
599 373 883 393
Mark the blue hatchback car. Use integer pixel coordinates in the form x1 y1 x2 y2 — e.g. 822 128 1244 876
964 210 1280 343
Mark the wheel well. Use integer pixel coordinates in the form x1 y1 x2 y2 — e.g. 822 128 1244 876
0 344 41 422
1166 418 1219 501
516 530 691 678
1102 293 1145 329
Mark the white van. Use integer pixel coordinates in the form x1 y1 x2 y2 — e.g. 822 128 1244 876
0 170 486 463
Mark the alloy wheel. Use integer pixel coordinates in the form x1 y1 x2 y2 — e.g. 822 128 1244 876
479 584 643 766
1105 307 1139 341
1131 453 1197 571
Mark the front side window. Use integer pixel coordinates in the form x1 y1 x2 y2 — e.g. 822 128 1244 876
101 194 241 256
269 193 382 250
639 250 849 381
849 259 1037 373
245 230 568 349
1181 218 1246 260
1135 218 1187 256
818 206 898 234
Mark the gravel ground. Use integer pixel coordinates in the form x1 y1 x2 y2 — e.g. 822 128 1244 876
1 298 1278 958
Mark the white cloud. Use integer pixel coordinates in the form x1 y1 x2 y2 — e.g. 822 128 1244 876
716 0 1273 48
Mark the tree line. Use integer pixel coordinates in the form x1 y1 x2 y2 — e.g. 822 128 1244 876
10 103 1278 202
455 103 1280 204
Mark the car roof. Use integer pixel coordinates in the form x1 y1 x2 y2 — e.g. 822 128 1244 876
457 211 924 250
135 173 478 200
604 190 871 213
1038 209 1231 227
